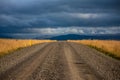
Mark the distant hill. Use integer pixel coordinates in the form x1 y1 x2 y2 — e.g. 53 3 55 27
0 34 120 40
49 34 120 40
35 35 53 40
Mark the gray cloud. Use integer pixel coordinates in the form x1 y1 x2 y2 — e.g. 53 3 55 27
1 26 120 34
0 0 120 27
0 0 120 38
24 27 120 35
1 26 120 38
0 12 120 28
0 0 119 14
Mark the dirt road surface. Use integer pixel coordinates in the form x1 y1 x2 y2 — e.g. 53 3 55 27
0 42 120 80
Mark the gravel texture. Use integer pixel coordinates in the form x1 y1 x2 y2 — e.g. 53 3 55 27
0 42 119 80
69 42 120 80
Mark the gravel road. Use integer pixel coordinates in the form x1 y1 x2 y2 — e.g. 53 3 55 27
0 42 120 80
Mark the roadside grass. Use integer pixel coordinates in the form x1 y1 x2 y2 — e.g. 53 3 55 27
0 39 56 57
0 47 23 57
88 45 120 60
68 40 120 60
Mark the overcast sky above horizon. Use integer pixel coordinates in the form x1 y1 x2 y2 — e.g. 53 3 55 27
0 0 120 38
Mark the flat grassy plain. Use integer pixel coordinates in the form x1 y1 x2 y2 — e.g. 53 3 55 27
68 40 120 59
0 39 55 57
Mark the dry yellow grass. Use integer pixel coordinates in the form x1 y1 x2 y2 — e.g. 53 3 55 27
68 40 120 59
0 39 56 57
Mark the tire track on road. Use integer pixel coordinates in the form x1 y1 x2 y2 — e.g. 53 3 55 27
64 44 83 80
0 42 119 80
64 42 102 80
0 43 54 80
68 42 120 80
28 42 70 80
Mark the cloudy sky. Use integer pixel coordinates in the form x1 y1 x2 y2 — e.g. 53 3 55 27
0 0 120 38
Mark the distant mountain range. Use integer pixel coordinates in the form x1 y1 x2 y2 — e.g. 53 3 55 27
0 34 120 40
48 34 120 40
35 35 53 39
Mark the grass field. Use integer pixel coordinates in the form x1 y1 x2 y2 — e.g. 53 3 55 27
68 40 120 59
0 39 56 57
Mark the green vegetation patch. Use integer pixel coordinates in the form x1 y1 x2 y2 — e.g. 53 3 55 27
88 45 120 60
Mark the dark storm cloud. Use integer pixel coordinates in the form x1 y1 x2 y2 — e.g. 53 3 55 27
0 0 119 14
0 12 120 28
1 27 120 39
0 0 120 27
0 0 120 37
